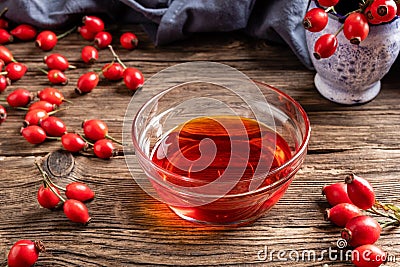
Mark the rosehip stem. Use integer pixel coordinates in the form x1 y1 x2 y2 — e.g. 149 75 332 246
34 161 66 202
79 134 94 147
38 68 48 75
367 206 400 225
106 134 123 145
0 7 8 18
334 24 344 37
108 45 127 69
57 26 77 40
48 106 69 116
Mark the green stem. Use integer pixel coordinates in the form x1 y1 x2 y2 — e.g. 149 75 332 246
63 98 73 104
334 24 344 37
367 206 400 223
381 220 400 229
108 45 127 69
106 134 123 145
56 26 77 40
80 134 94 147
48 106 69 116
38 68 48 75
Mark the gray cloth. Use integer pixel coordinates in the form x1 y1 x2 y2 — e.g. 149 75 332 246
0 0 313 69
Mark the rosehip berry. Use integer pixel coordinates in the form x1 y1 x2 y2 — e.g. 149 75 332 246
325 203 362 227
61 133 87 152
75 71 99 94
303 8 329 32
0 45 14 63
46 69 68 85
102 62 124 81
36 30 57 51
364 5 383 24
345 173 375 210
24 108 49 126
78 25 96 41
29 100 57 112
37 184 60 209
94 31 112 49
313 33 338 59
352 244 387 267
7 88 34 107
341 215 381 247
7 240 45 267
44 53 72 71
81 45 98 64
21 125 47 144
82 119 109 141
0 104 6 124
344 13 370 45
0 74 10 92
82 15 104 33
93 139 116 159
0 58 4 70
120 32 138 50
317 0 339 7
37 87 68 106
5 62 28 81
66 182 95 202
63 199 91 224
322 182 353 206
10 24 37 41
0 19 7 29
40 116 67 137
0 28 13 44
123 67 144 91
370 0 397 23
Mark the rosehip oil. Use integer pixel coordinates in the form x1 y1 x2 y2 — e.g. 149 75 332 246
150 116 292 224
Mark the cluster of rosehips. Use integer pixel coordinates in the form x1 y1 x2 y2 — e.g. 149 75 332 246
304 0 399 59
323 174 399 267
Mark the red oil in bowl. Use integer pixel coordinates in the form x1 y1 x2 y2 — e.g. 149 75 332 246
150 115 293 225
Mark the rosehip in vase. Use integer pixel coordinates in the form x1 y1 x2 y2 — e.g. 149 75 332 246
7 88 34 107
7 240 45 267
303 8 329 32
313 33 338 59
370 0 397 23
61 133 87 152
344 12 370 45
10 24 37 41
81 45 98 64
75 71 99 94
341 215 381 247
21 125 47 144
120 32 138 50
325 203 362 227
345 173 375 210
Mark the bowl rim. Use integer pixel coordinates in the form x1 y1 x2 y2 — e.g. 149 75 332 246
131 80 311 198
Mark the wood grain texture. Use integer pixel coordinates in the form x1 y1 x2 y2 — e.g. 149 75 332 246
1 25 400 266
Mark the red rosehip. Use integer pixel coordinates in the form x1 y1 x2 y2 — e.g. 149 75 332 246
35 30 57 51
94 31 112 49
0 74 10 92
28 101 57 112
63 199 91 224
322 182 353 206
345 174 375 210
75 72 99 94
325 203 362 227
82 16 104 33
21 125 47 144
102 62 124 81
317 0 339 7
5 62 28 81
82 119 108 140
44 53 71 71
344 13 370 45
78 25 96 41
303 8 329 32
0 19 8 29
0 45 14 63
123 67 144 91
0 28 13 44
93 139 116 159
61 133 87 152
40 116 67 137
313 33 338 59
0 104 6 124
10 24 37 41
24 109 49 126
7 240 45 267
364 5 383 24
341 215 381 247
46 69 68 85
81 45 98 64
37 87 68 106
352 244 387 267
65 182 95 202
370 0 397 23
37 184 60 209
7 88 34 107
120 32 138 50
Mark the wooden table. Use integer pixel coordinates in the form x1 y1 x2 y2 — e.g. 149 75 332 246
1 26 399 266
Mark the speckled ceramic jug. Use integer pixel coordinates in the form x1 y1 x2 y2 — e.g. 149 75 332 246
306 2 400 105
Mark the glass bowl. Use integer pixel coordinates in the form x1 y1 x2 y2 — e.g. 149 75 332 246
124 62 311 226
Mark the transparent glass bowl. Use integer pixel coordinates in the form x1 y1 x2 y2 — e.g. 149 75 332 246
125 64 310 226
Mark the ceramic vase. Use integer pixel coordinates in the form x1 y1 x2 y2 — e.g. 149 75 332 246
306 1 400 105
